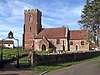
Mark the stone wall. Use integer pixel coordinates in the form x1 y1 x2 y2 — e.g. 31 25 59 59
33 51 100 65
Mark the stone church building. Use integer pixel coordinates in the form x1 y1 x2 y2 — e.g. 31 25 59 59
23 9 93 52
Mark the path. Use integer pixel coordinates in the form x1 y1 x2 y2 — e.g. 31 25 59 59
0 70 32 75
45 59 100 75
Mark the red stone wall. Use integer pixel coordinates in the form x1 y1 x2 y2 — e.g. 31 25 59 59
23 9 42 50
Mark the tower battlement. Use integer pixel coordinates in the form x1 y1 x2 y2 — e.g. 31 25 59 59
24 9 42 14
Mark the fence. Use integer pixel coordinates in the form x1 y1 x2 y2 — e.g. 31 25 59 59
0 54 28 66
34 51 100 65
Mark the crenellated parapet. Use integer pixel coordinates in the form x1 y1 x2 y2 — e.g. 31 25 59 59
24 9 42 14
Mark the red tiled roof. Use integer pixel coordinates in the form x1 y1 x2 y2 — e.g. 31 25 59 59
0 40 14 44
35 28 66 39
70 30 89 40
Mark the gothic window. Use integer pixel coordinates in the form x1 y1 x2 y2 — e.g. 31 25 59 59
81 41 84 45
70 41 73 45
42 44 46 51
56 39 60 44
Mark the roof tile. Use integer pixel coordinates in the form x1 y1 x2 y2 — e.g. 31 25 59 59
35 28 66 39
70 30 89 40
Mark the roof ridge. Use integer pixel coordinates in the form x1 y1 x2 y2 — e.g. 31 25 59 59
70 30 88 31
44 27 66 29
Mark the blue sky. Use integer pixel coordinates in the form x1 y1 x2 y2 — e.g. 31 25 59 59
0 0 86 46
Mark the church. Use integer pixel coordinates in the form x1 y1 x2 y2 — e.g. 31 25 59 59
23 9 94 52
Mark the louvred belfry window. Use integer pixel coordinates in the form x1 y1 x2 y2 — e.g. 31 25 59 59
29 15 33 23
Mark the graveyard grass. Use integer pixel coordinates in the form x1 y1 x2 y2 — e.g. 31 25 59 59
0 48 28 60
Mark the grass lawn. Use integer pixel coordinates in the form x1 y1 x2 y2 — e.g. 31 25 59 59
0 48 30 68
32 62 79 72
35 51 48 55
19 56 30 68
32 56 100 72
0 49 28 60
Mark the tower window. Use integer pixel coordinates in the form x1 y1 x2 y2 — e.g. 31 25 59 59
29 15 33 23
30 27 31 31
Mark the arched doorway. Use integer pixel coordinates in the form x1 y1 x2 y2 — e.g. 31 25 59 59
42 44 46 51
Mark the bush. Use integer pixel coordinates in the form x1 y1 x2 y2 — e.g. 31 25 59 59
35 51 48 55
48 48 53 53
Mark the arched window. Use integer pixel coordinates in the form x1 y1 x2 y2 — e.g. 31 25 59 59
29 15 33 23
42 44 46 51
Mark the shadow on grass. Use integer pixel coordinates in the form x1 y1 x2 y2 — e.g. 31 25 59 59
0 63 31 71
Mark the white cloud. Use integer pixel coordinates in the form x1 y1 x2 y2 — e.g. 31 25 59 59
0 6 4 16
0 25 10 30
42 24 53 28
0 25 21 31
5 15 22 22
41 3 84 29
41 1 84 20
0 0 34 23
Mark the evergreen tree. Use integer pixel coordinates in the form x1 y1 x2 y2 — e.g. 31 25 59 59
78 0 100 35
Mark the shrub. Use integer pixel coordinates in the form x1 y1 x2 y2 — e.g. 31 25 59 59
35 51 48 55
48 48 53 53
